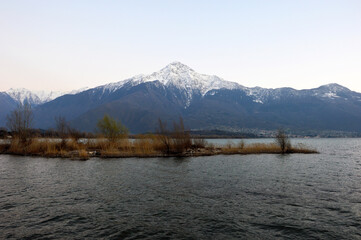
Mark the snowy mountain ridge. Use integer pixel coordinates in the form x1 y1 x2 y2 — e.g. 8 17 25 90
6 87 89 106
4 62 357 108
100 62 243 95
6 88 63 106
97 62 244 107
97 62 356 106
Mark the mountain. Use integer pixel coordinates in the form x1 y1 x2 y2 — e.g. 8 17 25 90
0 92 18 128
4 87 90 107
31 62 246 131
0 87 90 127
93 62 242 108
2 62 361 134
6 88 65 106
0 88 62 127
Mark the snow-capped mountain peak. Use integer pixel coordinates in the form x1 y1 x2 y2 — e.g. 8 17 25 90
318 83 350 92
158 61 195 75
6 88 69 106
313 83 351 99
143 62 242 94
100 62 243 98
7 88 38 105
7 88 55 105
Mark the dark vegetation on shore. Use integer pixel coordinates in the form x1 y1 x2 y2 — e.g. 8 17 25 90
0 103 318 160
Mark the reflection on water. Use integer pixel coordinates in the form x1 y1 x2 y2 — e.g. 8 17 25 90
0 139 361 239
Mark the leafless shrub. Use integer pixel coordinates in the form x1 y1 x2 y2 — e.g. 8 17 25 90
6 103 33 144
192 138 207 148
237 140 245 149
156 118 172 154
172 117 191 153
275 129 291 153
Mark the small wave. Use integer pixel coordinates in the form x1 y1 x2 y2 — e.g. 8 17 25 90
1 203 16 210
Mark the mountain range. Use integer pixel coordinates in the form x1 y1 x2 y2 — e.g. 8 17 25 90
1 62 361 134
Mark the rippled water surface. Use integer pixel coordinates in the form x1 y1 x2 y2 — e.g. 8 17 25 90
1 139 361 239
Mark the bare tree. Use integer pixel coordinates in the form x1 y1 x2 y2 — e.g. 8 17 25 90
55 116 70 147
55 116 85 142
55 116 69 138
6 103 33 143
157 118 171 154
275 128 291 153
67 127 83 142
156 117 191 154
172 117 191 153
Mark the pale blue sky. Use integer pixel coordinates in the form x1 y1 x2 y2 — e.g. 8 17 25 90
1 0 361 92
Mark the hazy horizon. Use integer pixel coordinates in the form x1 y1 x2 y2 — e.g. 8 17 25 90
1 0 361 92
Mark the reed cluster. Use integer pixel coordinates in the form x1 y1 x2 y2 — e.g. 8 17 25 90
4 138 89 159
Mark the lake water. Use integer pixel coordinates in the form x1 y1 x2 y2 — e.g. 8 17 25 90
1 138 361 239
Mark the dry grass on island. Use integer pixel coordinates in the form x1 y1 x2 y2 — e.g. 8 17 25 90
0 135 318 160
0 104 318 160
0 123 317 160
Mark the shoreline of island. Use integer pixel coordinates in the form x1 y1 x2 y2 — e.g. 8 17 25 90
0 137 318 160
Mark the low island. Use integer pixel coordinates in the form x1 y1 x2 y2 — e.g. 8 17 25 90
0 137 318 160
0 112 318 160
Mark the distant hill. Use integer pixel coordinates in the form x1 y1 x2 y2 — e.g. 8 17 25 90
0 92 18 127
